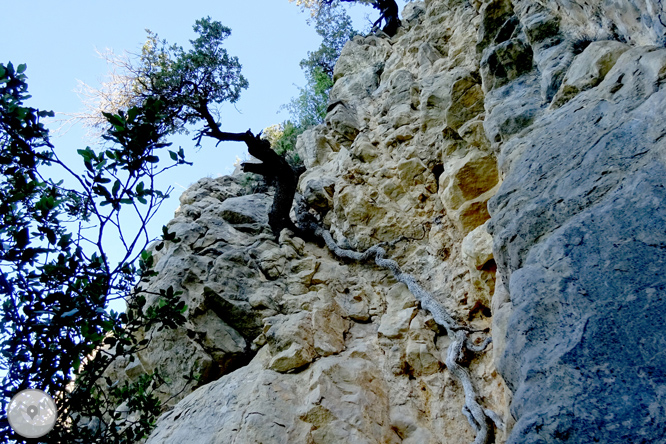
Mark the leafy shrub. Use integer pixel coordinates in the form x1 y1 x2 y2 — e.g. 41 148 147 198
0 18 247 443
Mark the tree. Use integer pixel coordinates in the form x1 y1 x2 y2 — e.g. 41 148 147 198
72 18 248 140
262 121 304 168
0 61 193 443
73 17 306 238
289 4 356 126
289 0 401 37
109 18 302 238
300 3 358 79
136 18 249 138
73 12 357 240
0 18 254 442
270 4 357 170
283 65 334 131
70 48 148 139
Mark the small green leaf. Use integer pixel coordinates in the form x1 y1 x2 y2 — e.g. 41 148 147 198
15 227 29 249
127 106 139 122
77 148 92 160
105 113 125 128
112 180 120 197
45 229 56 245
140 250 152 262
58 233 72 249
17 63 27 74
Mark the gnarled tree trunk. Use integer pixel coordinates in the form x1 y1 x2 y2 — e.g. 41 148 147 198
332 0 402 36
373 0 401 36
195 102 302 238
214 130 300 238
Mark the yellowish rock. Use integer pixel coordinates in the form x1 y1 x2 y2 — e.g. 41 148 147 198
551 40 630 108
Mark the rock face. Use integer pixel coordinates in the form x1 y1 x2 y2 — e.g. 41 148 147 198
488 44 666 444
108 176 278 407
104 0 666 443
477 1 666 442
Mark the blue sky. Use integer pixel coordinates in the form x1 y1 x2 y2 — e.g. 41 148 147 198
2 0 406 225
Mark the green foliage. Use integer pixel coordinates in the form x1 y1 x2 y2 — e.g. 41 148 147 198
271 4 356 169
0 17 250 439
301 4 358 79
290 0 375 18
284 5 356 129
272 121 302 157
271 121 305 169
284 67 335 130
120 17 249 138
0 62 191 443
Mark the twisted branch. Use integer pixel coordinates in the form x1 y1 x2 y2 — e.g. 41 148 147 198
312 225 504 444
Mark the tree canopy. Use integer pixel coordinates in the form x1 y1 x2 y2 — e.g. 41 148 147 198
136 18 248 138
282 5 357 131
74 17 248 141
0 17 253 442
289 0 401 36
0 61 191 443
266 3 357 174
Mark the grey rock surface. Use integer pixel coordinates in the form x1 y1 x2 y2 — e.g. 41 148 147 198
102 176 279 408
488 46 666 443
218 193 272 226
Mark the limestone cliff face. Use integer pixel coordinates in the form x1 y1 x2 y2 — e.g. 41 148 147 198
114 1 666 443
